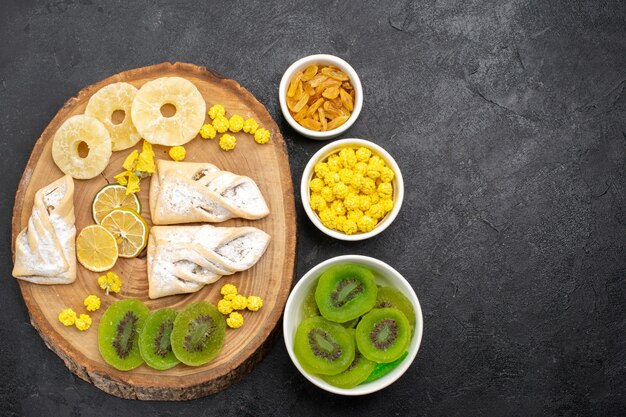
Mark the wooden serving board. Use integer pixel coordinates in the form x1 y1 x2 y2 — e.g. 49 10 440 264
11 62 296 400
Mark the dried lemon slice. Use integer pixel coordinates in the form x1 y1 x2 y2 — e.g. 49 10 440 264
85 82 141 151
131 77 206 146
100 208 149 258
92 184 141 224
76 224 119 272
52 115 112 179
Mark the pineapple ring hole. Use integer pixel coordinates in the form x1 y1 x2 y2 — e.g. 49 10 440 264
77 141 90 158
111 109 126 125
160 103 177 118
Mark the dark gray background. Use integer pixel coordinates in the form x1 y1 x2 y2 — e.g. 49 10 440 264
1 0 625 416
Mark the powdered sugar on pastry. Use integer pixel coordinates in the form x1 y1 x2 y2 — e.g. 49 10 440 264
150 160 270 225
13 175 76 284
147 225 271 298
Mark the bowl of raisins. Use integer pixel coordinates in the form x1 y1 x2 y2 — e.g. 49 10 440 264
280 54 363 140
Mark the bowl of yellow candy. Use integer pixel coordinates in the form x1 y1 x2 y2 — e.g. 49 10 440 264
301 138 404 241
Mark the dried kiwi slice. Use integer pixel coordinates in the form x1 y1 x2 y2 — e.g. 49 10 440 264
315 264 377 323
356 308 411 363
303 282 320 318
139 308 180 370
294 316 355 376
361 351 409 385
170 302 225 367
98 299 150 371
374 287 416 328
321 330 375 388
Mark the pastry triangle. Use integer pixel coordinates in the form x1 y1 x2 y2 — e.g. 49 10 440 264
149 160 270 225
147 225 271 298
12 175 76 284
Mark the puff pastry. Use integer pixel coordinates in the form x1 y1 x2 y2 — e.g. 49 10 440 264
147 225 271 299
12 175 76 284
149 160 270 225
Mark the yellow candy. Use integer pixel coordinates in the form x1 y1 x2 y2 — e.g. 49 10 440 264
200 123 217 139
380 167 395 183
231 294 248 310
367 203 384 220
75 314 92 331
320 186 334 203
343 219 358 235
331 200 346 216
350 173 364 189
229 115 244 132
247 296 263 311
354 161 367 175
355 147 372 162
344 194 359 211
338 168 353 184
357 215 376 233
347 209 364 222
218 299 234 315
336 214 347 228
333 182 349 200
361 178 376 195
83 295 101 312
338 147 357 168
226 311 244 329
323 172 341 187
58 308 77 326
254 128 271 144
310 178 325 193
208 104 225 119
212 115 230 133
378 182 393 197
98 271 122 294
327 155 342 172
219 134 237 151
319 208 337 229
220 283 238 297
314 162 330 178
359 195 372 211
309 193 327 211
169 146 186 161
380 198 394 213
243 118 259 134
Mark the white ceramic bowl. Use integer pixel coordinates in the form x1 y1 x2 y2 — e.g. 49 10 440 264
301 138 404 241
283 255 424 395
279 54 363 140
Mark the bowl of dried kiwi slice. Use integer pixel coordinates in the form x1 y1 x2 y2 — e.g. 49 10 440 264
279 54 363 140
283 255 423 395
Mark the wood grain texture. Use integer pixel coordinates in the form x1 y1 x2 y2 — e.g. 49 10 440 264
11 62 296 400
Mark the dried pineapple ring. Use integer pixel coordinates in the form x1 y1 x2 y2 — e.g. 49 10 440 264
52 115 112 179
131 77 206 146
85 82 141 151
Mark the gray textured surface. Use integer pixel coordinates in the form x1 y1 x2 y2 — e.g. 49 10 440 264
1 0 625 415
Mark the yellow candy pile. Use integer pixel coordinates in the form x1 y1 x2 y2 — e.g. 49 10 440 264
200 104 271 151
309 146 395 234
217 283 264 329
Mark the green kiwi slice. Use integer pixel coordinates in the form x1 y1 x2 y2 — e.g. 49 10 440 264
315 264 378 323
170 302 225 367
294 316 355 375
321 330 375 388
98 299 150 371
139 308 180 370
361 351 409 385
356 308 411 363
374 287 416 328
303 282 321 318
